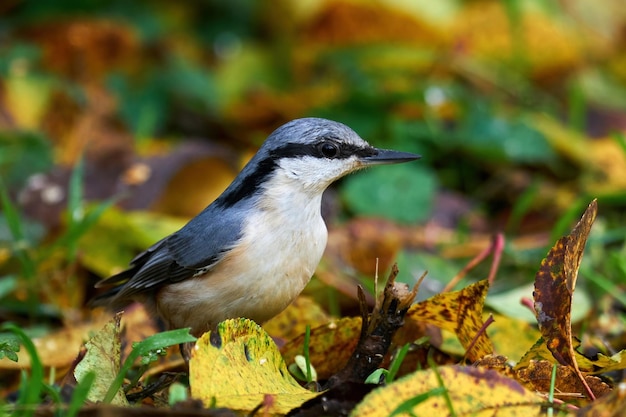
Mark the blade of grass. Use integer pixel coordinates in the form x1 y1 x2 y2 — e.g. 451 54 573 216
428 353 456 417
66 371 96 417
386 343 410 383
547 362 557 417
583 268 626 307
103 328 196 403
0 180 35 281
0 180 38 318
60 156 116 262
389 387 446 417
506 179 539 234
55 198 116 261
567 80 586 133
65 156 85 261
0 275 17 299
1 323 44 417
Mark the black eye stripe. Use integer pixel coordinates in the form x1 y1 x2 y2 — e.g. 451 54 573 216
215 140 378 208
270 142 377 160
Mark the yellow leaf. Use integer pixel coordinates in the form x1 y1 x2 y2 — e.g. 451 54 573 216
351 365 542 417
151 156 237 217
190 318 319 414
487 314 541 362
4 73 52 129
407 280 493 361
264 296 330 343
281 317 362 381
79 207 186 277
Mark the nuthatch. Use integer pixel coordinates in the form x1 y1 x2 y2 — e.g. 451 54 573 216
92 118 420 336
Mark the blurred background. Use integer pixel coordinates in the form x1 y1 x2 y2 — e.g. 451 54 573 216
0 0 625 335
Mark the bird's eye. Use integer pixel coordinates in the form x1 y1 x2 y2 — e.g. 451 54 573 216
319 142 340 158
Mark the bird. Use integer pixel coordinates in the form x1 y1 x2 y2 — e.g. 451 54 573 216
92 117 420 338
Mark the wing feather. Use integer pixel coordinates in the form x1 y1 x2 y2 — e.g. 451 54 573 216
92 204 247 306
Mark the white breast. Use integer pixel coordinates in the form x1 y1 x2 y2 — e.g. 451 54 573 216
156 177 328 335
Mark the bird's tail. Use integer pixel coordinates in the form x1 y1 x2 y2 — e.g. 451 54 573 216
89 267 138 310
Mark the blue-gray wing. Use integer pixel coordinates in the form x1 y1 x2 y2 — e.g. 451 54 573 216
92 205 246 304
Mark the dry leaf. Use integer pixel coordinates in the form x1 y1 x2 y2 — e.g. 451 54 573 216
0 317 109 372
487 314 541 362
74 313 128 406
533 200 597 365
303 0 444 46
264 296 330 345
533 199 597 398
576 382 626 417
406 279 494 362
281 317 362 381
351 365 542 417
516 360 611 400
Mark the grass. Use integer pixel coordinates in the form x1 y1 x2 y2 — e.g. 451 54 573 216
1 1 625 415
1 322 195 414
102 328 196 404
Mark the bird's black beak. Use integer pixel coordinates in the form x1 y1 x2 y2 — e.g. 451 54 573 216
360 148 421 166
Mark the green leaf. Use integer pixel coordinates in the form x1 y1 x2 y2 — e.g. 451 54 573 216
0 332 20 362
460 104 556 163
0 131 52 187
1 323 45 412
341 164 436 223
0 275 18 299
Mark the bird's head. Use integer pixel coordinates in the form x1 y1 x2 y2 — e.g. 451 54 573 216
216 118 420 206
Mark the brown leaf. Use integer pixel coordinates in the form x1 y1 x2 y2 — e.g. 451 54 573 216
533 200 597 359
342 218 403 276
23 19 139 81
303 0 444 46
264 296 330 346
576 382 626 417
281 317 362 381
516 360 611 402
406 279 494 362
151 155 237 217
533 199 598 398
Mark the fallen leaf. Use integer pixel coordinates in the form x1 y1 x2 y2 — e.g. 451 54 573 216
303 0 444 46
189 318 318 414
486 283 592 324
151 155 237 217
533 199 597 397
576 381 626 417
0 317 109 372
487 314 541 362
516 337 626 376
281 317 362 381
516 360 611 400
406 279 494 362
351 365 542 417
264 296 330 345
74 313 128 406
79 207 185 277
